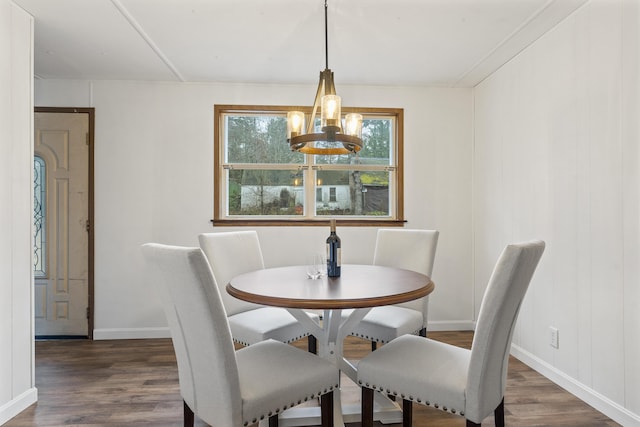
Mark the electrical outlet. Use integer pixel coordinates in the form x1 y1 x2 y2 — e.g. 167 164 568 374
549 327 559 349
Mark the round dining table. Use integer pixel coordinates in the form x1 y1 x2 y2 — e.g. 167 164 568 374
228 264 435 427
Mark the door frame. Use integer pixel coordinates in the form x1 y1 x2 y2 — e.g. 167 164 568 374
35 106 95 339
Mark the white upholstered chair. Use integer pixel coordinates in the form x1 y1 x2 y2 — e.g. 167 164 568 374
357 240 545 427
346 229 439 350
142 243 338 427
198 231 319 352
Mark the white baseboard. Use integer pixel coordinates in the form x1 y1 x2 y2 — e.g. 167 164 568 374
428 320 475 331
93 327 171 340
511 344 640 427
0 388 37 425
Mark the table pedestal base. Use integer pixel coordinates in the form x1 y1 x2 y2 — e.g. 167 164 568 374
270 308 404 426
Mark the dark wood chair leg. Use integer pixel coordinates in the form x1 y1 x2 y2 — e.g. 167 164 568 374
269 414 279 427
308 335 317 354
320 391 334 427
403 399 412 427
419 327 427 337
361 387 374 427
494 397 505 427
466 420 481 427
183 400 194 427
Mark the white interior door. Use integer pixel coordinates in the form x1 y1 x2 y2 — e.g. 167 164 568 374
34 112 89 336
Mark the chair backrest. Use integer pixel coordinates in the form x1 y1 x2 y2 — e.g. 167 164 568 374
198 231 265 316
142 243 241 427
466 240 545 422
373 229 439 313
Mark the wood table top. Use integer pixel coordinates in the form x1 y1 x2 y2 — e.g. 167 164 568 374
227 264 435 310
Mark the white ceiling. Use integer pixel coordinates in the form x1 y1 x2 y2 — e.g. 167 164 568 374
13 0 587 88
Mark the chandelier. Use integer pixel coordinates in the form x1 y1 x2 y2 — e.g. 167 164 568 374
286 0 363 155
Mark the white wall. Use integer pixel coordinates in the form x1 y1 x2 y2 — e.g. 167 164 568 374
0 1 37 424
34 79 474 338
473 0 640 424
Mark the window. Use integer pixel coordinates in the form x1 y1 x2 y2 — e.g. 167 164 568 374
213 105 404 226
34 155 47 277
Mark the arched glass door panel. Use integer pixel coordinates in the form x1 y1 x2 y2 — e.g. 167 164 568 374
34 155 46 278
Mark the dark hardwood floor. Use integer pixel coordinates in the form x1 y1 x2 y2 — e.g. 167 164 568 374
6 331 617 426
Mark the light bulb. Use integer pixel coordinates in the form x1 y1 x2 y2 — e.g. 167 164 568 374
321 95 341 128
287 111 305 138
345 113 363 138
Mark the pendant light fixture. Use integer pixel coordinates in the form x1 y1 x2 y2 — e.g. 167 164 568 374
286 0 364 155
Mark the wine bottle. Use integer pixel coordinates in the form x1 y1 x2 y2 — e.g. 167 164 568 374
326 218 341 277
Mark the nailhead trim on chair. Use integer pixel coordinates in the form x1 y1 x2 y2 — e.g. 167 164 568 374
349 328 422 344
357 381 463 418
233 333 310 347
242 384 338 426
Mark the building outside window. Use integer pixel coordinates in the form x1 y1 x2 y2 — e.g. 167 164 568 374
213 105 404 226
